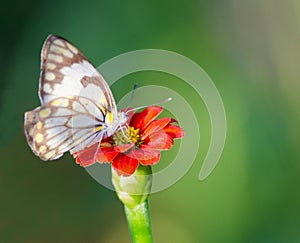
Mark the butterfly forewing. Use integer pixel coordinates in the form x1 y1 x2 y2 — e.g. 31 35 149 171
39 35 116 113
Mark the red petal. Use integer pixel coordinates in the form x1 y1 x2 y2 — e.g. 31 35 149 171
143 132 174 150
96 147 118 163
114 143 135 153
164 124 184 138
100 142 114 148
74 144 99 167
140 153 161 165
75 156 95 167
74 143 118 166
100 137 113 143
112 154 139 176
130 148 160 160
141 118 174 140
131 106 162 130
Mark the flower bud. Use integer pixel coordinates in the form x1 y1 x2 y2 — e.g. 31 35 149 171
112 165 152 208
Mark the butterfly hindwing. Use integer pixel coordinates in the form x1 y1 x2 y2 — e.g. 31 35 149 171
24 96 110 160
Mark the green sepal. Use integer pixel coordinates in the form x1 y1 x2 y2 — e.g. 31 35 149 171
112 165 152 208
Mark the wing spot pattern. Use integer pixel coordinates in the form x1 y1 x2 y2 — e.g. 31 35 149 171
48 54 63 63
28 127 34 137
39 108 51 118
53 39 65 47
39 145 47 153
43 83 52 93
95 125 104 132
44 151 56 160
106 111 113 124
35 133 44 143
45 72 56 81
36 121 42 129
51 99 69 107
50 45 74 58
46 63 56 70
66 42 78 54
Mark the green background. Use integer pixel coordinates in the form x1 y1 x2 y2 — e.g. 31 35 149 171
1 0 299 242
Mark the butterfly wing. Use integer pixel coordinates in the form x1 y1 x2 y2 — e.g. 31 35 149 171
24 35 119 161
24 96 111 160
39 35 117 114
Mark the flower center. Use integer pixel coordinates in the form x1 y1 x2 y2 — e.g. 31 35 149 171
113 126 142 146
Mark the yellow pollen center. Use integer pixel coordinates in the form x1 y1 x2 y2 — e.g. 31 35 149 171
113 126 141 146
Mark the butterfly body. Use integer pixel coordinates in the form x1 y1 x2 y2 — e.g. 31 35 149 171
24 35 127 161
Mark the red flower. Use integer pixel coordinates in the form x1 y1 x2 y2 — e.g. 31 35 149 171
73 106 184 176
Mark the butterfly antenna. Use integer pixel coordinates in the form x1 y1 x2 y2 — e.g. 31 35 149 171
126 97 172 113
127 83 138 109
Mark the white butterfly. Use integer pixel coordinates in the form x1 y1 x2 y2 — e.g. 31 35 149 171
24 35 128 161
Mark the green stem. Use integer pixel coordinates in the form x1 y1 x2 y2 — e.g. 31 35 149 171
124 200 153 243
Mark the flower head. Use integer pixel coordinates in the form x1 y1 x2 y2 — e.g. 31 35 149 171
74 106 184 176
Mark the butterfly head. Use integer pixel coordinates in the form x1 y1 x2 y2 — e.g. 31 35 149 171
105 111 129 137
118 111 129 125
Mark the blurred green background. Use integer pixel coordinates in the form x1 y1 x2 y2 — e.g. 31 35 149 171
1 0 300 242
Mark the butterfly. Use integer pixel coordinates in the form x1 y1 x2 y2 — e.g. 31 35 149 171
24 35 128 161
